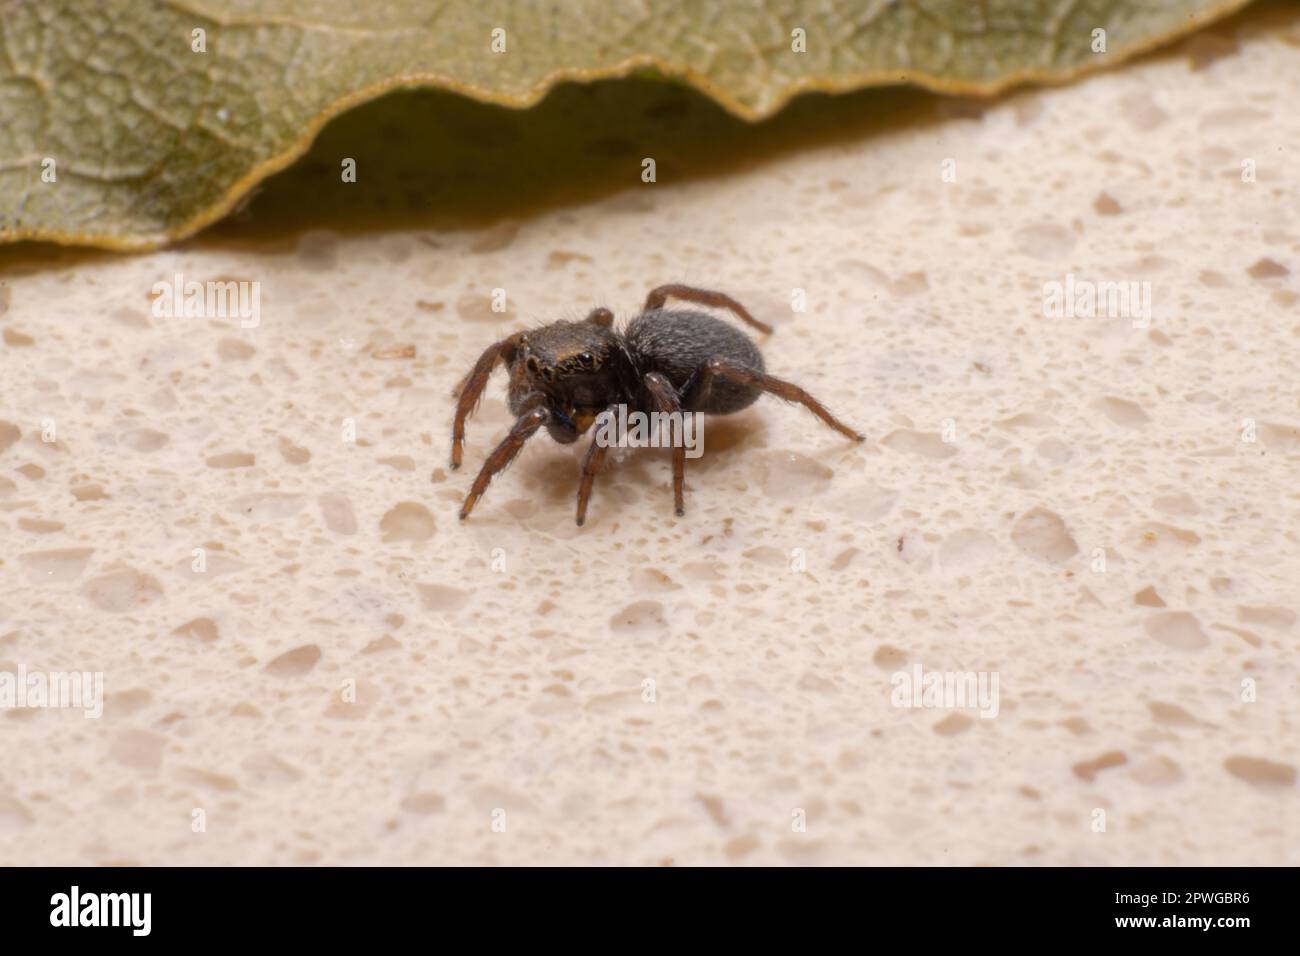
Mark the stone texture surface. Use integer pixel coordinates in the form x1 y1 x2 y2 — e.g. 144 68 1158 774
0 8 1297 865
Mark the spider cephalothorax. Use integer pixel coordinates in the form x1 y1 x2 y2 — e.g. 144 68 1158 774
502 319 635 443
449 284 863 525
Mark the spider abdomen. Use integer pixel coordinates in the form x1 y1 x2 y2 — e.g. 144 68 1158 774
624 309 765 415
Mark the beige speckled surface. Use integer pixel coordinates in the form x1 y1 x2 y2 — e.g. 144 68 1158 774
1 7 1298 865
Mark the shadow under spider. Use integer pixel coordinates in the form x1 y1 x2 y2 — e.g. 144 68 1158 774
485 411 770 522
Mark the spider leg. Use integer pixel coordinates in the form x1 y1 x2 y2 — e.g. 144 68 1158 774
688 359 864 442
643 283 773 335
459 402 549 520
642 372 688 517
450 332 523 470
575 402 622 526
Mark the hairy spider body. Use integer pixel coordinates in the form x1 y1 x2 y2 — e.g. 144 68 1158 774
624 310 766 415
450 284 864 525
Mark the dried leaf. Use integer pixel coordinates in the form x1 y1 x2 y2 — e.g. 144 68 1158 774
0 0 1249 249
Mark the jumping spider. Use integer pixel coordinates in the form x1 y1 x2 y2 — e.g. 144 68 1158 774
450 283 864 525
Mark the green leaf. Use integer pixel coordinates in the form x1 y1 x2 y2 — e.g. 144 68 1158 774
0 0 1250 249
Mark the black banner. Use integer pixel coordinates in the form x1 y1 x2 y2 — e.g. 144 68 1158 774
0 866 1285 942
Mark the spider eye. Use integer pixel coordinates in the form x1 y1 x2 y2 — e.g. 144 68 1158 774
578 352 594 368
525 356 540 374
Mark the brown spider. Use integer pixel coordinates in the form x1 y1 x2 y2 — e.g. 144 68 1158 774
449 284 864 525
